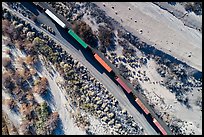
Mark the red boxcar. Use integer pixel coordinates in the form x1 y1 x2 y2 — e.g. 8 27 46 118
153 118 167 135
94 53 112 72
135 98 150 115
115 77 132 93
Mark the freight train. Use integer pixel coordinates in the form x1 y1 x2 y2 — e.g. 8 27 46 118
35 3 170 135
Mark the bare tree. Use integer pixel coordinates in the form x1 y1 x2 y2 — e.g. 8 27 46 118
15 40 24 50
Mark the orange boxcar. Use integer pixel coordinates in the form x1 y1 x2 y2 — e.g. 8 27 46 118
94 53 112 72
115 77 132 93
153 118 167 135
135 98 150 115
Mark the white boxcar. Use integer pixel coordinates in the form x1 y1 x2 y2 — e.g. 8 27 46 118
45 9 66 28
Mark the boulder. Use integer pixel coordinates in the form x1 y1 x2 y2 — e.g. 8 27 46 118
93 104 98 109
101 103 107 110
73 59 78 65
12 21 18 26
115 123 122 129
121 130 126 134
101 116 108 122
26 31 32 38
96 110 102 114
88 91 95 97
122 109 127 114
104 106 109 112
85 97 90 103
90 77 94 82
132 122 137 127
95 81 100 87
15 23 24 30
95 97 100 101
3 13 9 19
108 112 114 118
108 119 115 125
22 27 29 34
103 94 108 99
96 100 102 105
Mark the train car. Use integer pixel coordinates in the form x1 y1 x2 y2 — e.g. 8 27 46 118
32 2 43 11
115 77 132 93
45 9 66 28
93 53 112 73
135 97 150 115
33 2 45 12
153 118 167 135
68 29 88 49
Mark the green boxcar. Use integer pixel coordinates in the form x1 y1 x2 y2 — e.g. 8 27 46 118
68 29 88 49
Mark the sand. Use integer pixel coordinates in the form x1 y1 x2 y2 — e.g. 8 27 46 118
132 58 202 135
94 2 202 72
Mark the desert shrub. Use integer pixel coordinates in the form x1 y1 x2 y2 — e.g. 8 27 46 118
2 57 12 68
72 20 98 48
98 24 115 51
33 77 48 95
118 63 129 79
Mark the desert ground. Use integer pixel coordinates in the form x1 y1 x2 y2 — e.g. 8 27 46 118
95 2 202 72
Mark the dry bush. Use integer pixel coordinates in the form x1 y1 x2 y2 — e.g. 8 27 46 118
30 67 37 75
25 55 34 65
26 93 34 102
44 112 59 134
16 57 25 66
2 57 11 67
15 40 25 50
20 103 33 118
41 77 48 87
4 48 11 55
3 36 12 46
2 71 16 92
33 77 48 95
2 19 12 35
98 24 115 49
32 37 45 47
24 40 37 56
2 116 9 135
12 87 22 95
2 19 18 41
19 120 32 135
5 99 16 110
14 68 31 85
2 71 12 84
15 68 25 78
